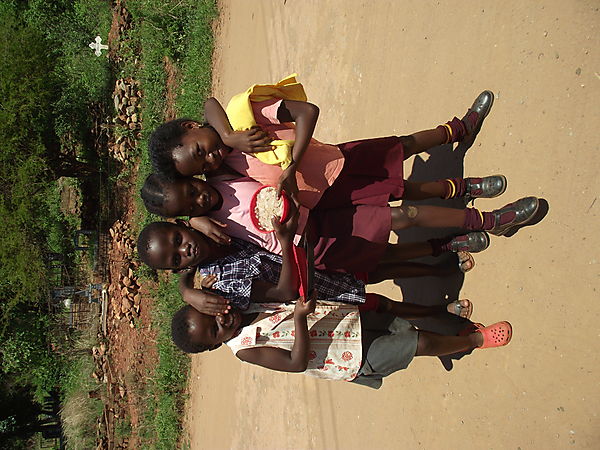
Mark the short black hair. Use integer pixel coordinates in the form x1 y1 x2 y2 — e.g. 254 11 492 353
140 173 170 217
148 118 215 180
171 305 219 353
136 221 175 268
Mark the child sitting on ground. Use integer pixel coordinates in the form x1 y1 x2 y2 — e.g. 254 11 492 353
147 79 540 274
170 288 511 389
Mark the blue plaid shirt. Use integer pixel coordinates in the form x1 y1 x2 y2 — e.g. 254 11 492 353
199 239 365 310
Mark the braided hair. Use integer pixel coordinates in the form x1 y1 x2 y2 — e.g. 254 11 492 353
140 173 170 216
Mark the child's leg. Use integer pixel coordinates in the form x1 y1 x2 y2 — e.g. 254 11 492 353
376 237 487 269
401 91 494 160
415 330 481 356
368 261 450 282
403 176 508 201
391 204 467 229
376 297 447 318
377 241 434 263
400 128 448 160
390 204 503 231
391 197 540 236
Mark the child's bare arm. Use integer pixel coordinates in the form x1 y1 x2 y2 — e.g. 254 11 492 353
204 97 272 153
236 293 316 372
250 204 300 302
178 269 231 316
188 216 231 246
275 100 319 197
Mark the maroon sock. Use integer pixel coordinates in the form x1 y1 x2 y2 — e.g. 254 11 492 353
462 110 479 133
463 208 485 230
441 178 467 199
428 237 453 257
482 208 516 230
435 124 451 143
443 117 468 143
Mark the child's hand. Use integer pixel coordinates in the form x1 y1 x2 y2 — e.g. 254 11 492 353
277 165 299 200
294 290 317 317
223 127 273 153
272 199 299 244
184 288 231 316
189 216 231 246
199 274 218 289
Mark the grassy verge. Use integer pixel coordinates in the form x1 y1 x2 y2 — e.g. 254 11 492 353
59 323 104 450
127 1 218 448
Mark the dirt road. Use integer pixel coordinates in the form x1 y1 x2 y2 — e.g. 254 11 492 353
184 1 600 448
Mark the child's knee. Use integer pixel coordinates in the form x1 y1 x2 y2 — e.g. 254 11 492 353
391 205 419 227
399 135 416 154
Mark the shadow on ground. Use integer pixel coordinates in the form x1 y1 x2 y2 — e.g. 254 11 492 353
394 140 474 370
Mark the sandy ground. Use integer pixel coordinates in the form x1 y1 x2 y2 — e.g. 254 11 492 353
183 1 600 448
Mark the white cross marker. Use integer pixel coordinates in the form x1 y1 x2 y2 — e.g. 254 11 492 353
89 36 108 57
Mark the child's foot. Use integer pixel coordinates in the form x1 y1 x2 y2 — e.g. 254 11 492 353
474 321 513 348
447 299 473 319
461 90 494 137
487 196 540 236
448 232 490 253
457 251 475 273
465 175 507 203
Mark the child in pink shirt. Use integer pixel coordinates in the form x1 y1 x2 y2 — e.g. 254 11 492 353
147 89 541 272
141 173 483 278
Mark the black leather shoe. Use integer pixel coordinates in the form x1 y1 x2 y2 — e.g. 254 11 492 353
462 90 494 135
448 232 490 253
465 175 507 203
488 196 540 236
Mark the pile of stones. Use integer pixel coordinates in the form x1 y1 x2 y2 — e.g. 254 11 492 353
110 78 142 163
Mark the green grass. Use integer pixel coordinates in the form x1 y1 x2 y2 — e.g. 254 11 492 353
124 1 218 447
59 325 104 450
137 277 190 449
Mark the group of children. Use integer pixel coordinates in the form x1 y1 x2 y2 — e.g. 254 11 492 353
136 75 539 388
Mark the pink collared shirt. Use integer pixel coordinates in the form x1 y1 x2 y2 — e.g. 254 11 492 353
207 175 303 253
223 99 345 210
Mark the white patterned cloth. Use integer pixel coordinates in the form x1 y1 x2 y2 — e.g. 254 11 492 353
226 302 362 381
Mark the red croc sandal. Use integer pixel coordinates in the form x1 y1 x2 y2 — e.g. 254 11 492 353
458 322 484 336
477 321 512 348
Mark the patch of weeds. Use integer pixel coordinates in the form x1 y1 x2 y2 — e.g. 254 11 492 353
60 324 104 450
138 277 190 449
115 416 132 440
177 0 219 117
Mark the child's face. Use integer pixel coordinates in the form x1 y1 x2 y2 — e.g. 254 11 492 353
188 308 243 348
145 224 210 270
171 126 227 176
162 178 221 217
